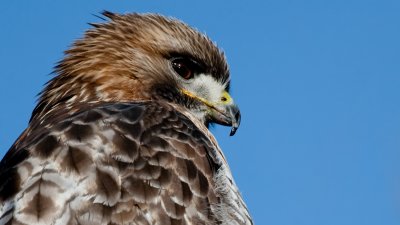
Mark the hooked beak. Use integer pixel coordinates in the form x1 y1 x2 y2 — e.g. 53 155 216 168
182 89 241 136
210 103 241 136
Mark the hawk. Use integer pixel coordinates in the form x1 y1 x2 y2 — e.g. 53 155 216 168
0 12 253 225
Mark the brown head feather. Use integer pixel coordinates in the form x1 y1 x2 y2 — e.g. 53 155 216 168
31 12 229 124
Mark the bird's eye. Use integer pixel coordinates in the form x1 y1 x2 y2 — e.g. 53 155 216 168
171 58 194 80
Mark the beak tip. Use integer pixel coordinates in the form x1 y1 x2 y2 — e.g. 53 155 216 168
229 127 237 136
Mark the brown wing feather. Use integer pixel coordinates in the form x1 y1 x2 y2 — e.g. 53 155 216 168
0 101 222 225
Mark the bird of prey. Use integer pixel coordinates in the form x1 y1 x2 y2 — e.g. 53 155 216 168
0 11 252 225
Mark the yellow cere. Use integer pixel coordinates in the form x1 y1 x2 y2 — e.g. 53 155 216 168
221 91 233 104
181 89 233 117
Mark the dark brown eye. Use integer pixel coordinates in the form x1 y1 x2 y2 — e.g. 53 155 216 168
171 59 194 79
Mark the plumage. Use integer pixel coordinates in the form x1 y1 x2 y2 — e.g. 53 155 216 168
0 11 252 225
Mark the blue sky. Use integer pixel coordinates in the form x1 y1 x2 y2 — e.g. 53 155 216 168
1 1 400 224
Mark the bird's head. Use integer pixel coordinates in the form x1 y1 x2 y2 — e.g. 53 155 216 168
35 11 240 135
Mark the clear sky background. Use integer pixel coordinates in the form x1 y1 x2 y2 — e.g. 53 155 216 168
1 1 399 225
